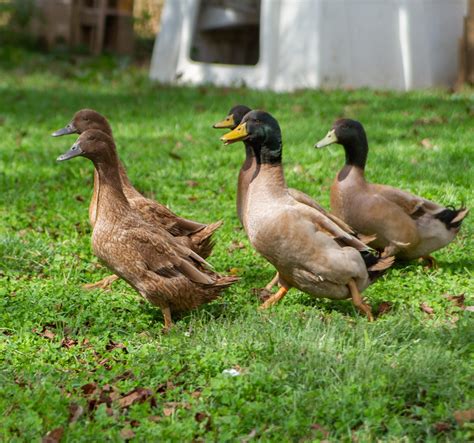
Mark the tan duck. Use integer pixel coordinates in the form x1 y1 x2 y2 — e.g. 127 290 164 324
57 129 237 331
315 119 469 265
52 109 222 289
221 111 393 320
214 105 360 294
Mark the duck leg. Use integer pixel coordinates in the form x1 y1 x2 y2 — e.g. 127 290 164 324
420 255 438 269
161 306 173 333
258 286 289 310
259 272 280 301
348 279 374 321
83 274 119 291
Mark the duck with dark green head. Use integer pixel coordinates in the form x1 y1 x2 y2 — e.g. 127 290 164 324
220 111 394 320
213 106 356 230
315 119 469 266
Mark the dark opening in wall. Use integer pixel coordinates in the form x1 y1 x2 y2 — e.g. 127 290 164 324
190 0 261 66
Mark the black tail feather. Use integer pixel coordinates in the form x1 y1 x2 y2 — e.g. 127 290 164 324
434 206 469 230
360 250 394 281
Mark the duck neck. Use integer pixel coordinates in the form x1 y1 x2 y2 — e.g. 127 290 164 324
243 142 256 170
250 137 287 195
117 161 142 200
341 133 368 170
254 132 282 166
92 154 130 221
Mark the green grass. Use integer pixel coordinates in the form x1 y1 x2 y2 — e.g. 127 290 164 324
0 49 473 442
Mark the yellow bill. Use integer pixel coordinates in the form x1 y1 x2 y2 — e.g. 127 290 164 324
213 114 235 129
315 129 338 148
220 122 248 145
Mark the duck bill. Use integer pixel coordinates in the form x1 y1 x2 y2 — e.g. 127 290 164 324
315 129 338 148
220 122 248 145
213 114 235 129
51 123 77 137
57 143 83 162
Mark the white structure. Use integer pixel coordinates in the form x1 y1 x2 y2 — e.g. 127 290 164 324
150 0 467 91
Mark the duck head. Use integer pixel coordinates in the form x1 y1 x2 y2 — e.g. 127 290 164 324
52 109 112 137
220 110 282 164
315 119 367 149
213 104 252 129
57 129 116 163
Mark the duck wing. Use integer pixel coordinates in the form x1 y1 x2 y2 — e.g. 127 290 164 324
288 187 356 234
293 202 373 251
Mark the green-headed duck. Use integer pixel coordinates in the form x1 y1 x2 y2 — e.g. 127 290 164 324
315 119 469 266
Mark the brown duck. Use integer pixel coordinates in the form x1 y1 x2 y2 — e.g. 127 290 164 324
52 109 222 289
221 111 393 320
57 129 237 331
315 119 469 266
214 105 360 295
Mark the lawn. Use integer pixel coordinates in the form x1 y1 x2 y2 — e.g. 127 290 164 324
0 49 473 442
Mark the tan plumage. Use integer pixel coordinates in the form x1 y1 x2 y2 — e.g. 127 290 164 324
221 111 393 319
213 105 360 296
57 130 237 330
315 119 469 264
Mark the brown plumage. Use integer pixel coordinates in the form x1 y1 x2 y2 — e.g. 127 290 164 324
57 130 237 331
315 119 469 265
52 109 221 258
221 111 393 320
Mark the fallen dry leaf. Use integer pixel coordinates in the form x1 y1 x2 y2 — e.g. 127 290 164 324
377 301 393 316
228 240 245 252
156 380 175 394
80 383 97 396
310 423 329 438
185 180 199 188
163 407 174 417
454 408 474 425
241 428 258 443
118 388 154 409
61 337 77 349
105 340 128 353
163 401 190 416
191 390 201 399
33 327 56 340
68 403 84 424
464 306 474 312
443 293 465 309
120 428 135 440
195 412 212 431
420 303 434 315
433 421 452 433
42 427 64 443
148 415 161 422
420 138 433 149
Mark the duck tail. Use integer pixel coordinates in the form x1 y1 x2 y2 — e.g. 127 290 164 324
199 275 239 304
360 251 395 282
190 220 223 259
435 206 469 231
